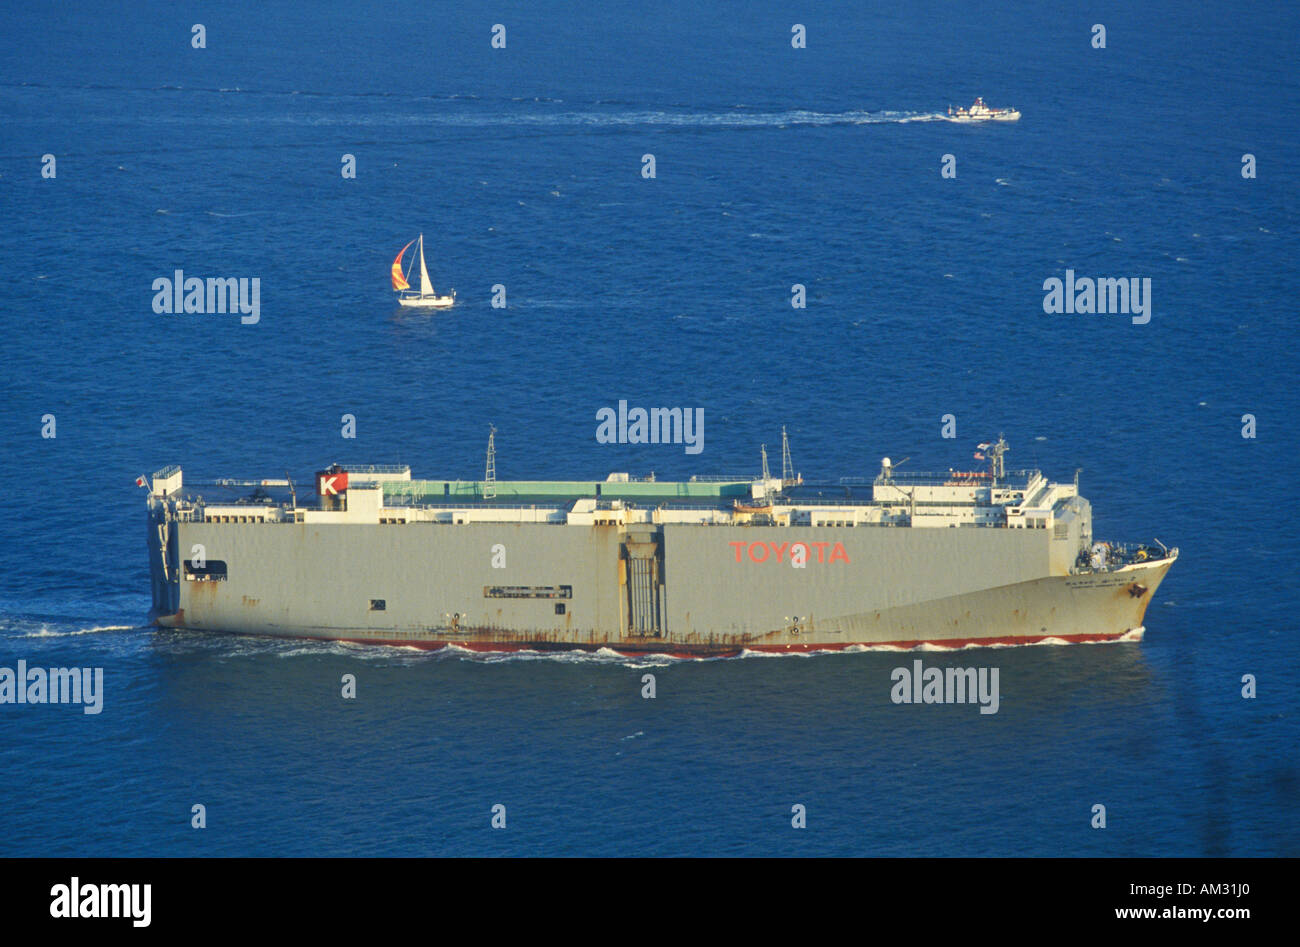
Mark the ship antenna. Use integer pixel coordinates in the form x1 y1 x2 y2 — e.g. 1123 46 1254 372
285 471 296 509
781 426 795 486
484 424 497 500
989 433 1009 483
761 443 771 482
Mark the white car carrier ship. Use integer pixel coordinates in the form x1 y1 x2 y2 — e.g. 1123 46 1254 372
144 435 1176 657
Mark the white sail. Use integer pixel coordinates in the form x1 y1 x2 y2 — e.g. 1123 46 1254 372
418 233 434 297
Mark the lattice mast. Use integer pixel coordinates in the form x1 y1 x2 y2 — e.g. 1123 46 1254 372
484 424 497 500
781 426 798 486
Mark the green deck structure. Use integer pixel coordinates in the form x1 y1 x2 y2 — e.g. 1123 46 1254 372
383 479 754 503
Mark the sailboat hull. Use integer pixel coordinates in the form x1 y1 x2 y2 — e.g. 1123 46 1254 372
397 295 455 308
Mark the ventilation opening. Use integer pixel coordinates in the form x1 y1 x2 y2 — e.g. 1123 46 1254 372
484 585 573 599
183 560 228 581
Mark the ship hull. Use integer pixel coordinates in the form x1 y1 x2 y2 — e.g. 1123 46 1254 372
150 516 1174 657
948 112 1020 123
397 295 454 308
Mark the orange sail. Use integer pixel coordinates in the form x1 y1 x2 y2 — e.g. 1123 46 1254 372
391 240 414 291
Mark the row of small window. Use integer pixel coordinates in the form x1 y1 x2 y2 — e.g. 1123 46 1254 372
369 599 566 615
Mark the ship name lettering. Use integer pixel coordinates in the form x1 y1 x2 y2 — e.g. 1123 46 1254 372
729 541 849 564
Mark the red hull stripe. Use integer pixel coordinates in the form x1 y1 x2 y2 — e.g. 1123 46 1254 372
335 629 1135 659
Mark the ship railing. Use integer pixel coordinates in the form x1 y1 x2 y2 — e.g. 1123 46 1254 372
592 498 691 510
786 498 881 507
652 503 739 511
788 495 969 507
339 464 410 474
190 478 293 489
688 474 758 483
587 501 744 512
382 499 568 512
873 468 1040 486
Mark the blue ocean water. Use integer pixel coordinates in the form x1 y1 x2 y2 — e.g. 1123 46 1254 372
0 0 1297 856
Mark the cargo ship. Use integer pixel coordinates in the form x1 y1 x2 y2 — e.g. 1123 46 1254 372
144 434 1176 657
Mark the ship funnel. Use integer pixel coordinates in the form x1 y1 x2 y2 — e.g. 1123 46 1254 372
316 464 349 511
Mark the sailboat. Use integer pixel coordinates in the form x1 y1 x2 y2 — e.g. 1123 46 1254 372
391 234 455 308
